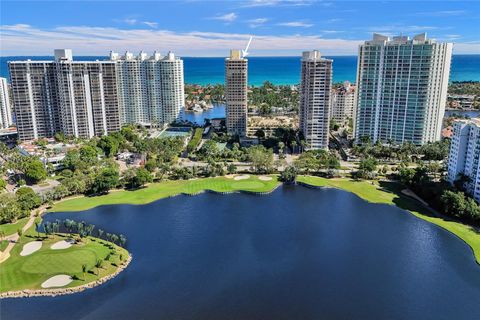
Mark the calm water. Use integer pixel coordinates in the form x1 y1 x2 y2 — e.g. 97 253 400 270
181 104 226 124
1 55 479 85
2 186 480 320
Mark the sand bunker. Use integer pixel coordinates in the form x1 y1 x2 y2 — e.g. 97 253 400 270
51 240 74 250
41 275 73 288
258 176 272 181
20 241 42 256
234 175 250 181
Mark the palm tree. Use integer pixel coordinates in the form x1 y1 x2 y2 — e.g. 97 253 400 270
119 234 127 247
82 264 87 281
98 229 104 239
95 259 102 276
35 222 40 238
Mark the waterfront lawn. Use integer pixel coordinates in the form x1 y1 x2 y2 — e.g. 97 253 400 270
0 232 129 293
297 175 480 264
50 175 279 212
0 217 30 237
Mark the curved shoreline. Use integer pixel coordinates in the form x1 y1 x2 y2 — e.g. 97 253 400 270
0 254 132 299
296 177 480 265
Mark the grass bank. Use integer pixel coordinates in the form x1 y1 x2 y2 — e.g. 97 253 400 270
50 175 279 212
0 217 30 237
297 175 480 264
0 230 128 293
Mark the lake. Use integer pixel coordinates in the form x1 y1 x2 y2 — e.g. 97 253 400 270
2 186 480 319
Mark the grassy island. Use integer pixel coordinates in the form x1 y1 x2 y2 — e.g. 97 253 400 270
0 223 129 294
296 176 480 264
50 175 280 212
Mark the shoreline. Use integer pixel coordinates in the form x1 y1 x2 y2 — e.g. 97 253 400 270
0 254 132 299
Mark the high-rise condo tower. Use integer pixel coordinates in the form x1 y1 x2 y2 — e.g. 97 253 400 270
0 77 13 129
225 49 248 137
299 50 333 150
354 33 452 145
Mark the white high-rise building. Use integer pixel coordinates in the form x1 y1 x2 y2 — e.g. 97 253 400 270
299 50 332 150
111 50 184 126
447 119 480 203
354 33 452 145
331 81 355 125
225 49 248 137
9 49 184 141
9 50 121 140
0 77 13 129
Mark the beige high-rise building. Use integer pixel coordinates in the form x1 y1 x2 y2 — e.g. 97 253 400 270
330 81 355 125
225 49 248 137
354 33 452 145
299 50 333 150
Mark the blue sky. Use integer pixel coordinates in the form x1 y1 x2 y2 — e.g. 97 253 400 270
1 0 479 56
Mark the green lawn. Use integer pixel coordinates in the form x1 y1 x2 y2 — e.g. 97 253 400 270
0 240 9 251
0 217 30 237
0 233 129 292
50 175 280 212
297 175 480 264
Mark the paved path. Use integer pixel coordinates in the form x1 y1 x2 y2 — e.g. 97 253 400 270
0 206 45 264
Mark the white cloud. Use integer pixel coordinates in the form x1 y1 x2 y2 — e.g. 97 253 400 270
321 30 343 34
210 13 237 22
241 0 313 7
123 18 138 25
1 24 477 56
365 25 441 34
277 21 313 28
415 10 466 17
247 18 269 28
143 21 158 28
326 18 342 23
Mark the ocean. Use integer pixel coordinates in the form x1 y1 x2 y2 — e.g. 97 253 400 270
1 55 479 86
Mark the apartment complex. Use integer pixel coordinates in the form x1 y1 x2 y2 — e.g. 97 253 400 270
331 81 355 124
354 33 452 145
0 77 13 129
299 50 332 150
111 51 184 125
9 49 184 141
447 119 480 203
225 50 248 137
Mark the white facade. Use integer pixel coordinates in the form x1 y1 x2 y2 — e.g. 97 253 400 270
9 52 120 140
225 49 248 137
447 119 480 203
331 81 355 124
299 50 332 150
0 77 13 129
354 33 452 145
111 50 184 126
9 49 184 141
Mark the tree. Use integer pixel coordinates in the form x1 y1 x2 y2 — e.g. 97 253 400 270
247 145 274 173
133 168 153 188
98 135 119 157
95 259 103 275
89 167 119 194
0 194 21 224
16 187 42 212
79 145 98 166
280 166 298 184
356 157 378 179
227 163 237 174
24 159 47 183
441 190 466 218
82 264 87 281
